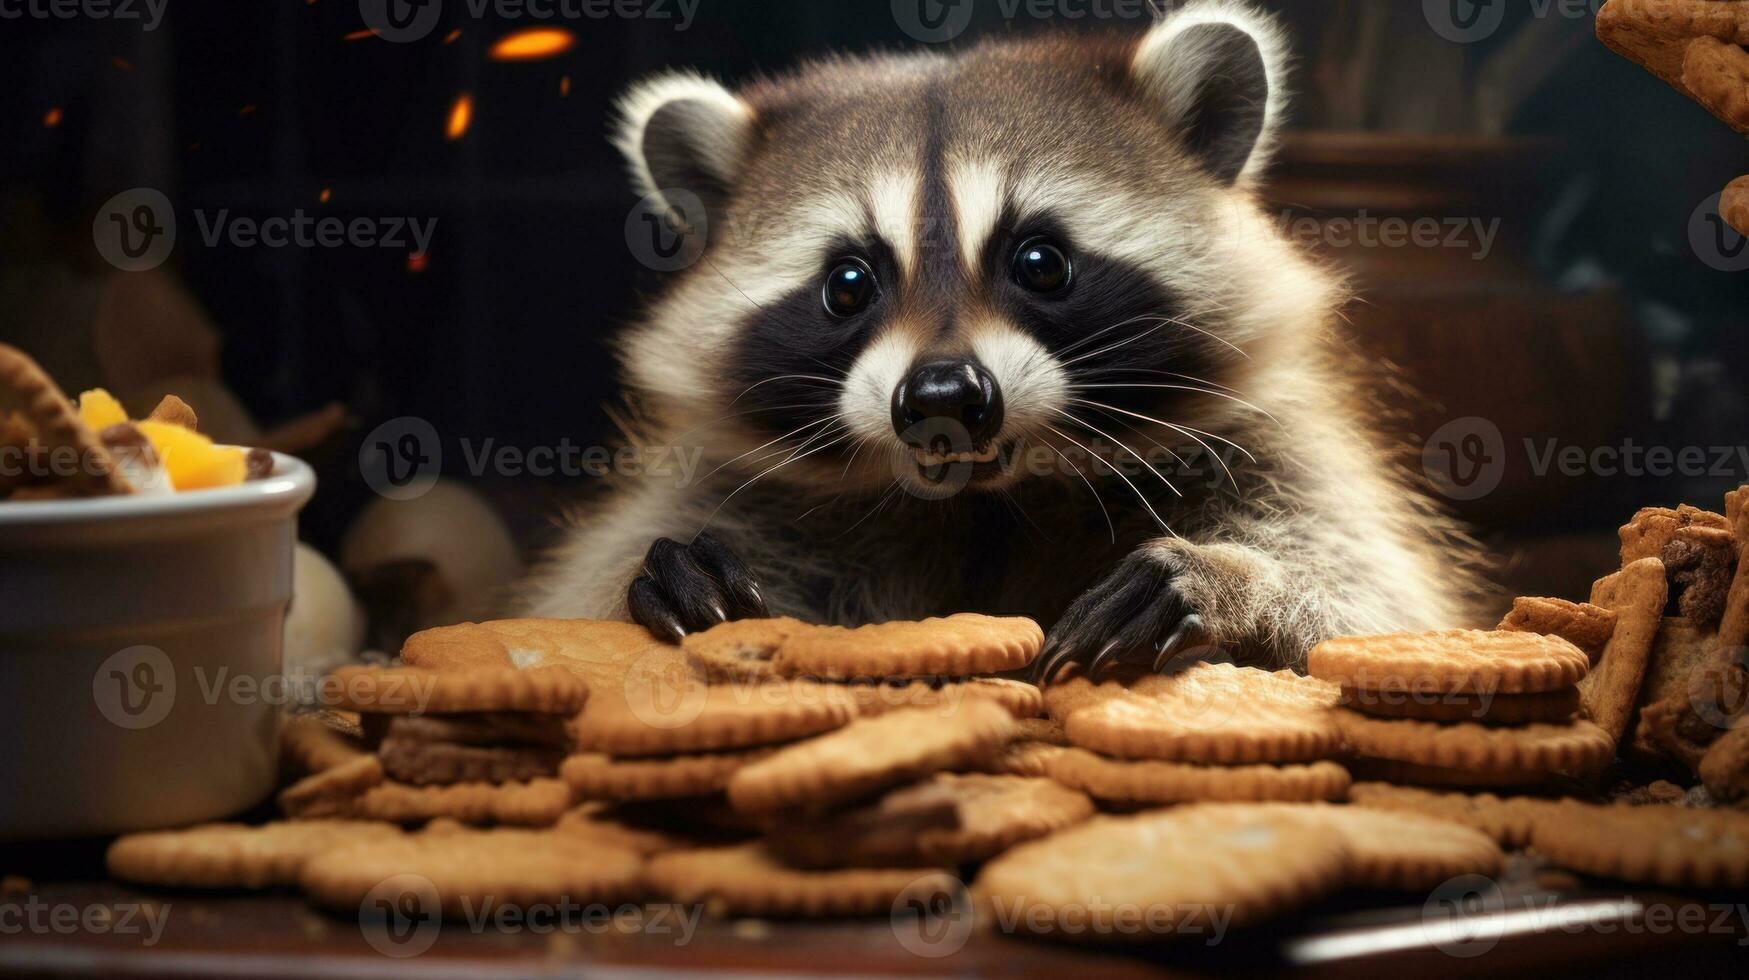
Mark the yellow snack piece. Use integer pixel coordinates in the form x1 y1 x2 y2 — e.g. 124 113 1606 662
137 421 247 491
76 389 128 433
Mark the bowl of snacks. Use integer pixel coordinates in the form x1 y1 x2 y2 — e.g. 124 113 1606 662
0 345 315 839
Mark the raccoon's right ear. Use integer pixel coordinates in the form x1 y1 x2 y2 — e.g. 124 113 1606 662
613 72 754 223
1130 2 1288 186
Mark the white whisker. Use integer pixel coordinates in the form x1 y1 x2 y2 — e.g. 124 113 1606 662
1042 422 1172 534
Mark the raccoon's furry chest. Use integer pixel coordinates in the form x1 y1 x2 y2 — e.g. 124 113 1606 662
709 477 1156 626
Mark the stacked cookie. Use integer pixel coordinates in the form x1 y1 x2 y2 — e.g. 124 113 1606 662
276 665 585 827
681 613 1047 718
1038 662 1353 806
1310 630 1616 788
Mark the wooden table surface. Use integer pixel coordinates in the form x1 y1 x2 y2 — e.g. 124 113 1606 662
2 840 1744 979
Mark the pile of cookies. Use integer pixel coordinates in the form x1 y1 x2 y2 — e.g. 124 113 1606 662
102 529 1749 946
1595 0 1749 233
1310 629 1615 788
1038 663 1353 806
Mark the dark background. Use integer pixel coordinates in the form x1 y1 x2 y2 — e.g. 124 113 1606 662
2 0 1746 600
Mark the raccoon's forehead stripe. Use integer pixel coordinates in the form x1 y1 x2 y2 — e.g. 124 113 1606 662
867 170 921 280
948 157 1006 276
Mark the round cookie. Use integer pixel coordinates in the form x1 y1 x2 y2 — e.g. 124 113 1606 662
300 828 643 918
108 821 402 889
339 778 574 827
848 678 1045 719
1339 686 1581 725
1300 805 1504 891
571 680 855 756
1335 709 1616 776
1044 747 1351 805
1060 664 1342 764
400 619 697 708
323 665 588 715
281 713 369 775
973 805 1349 942
1309 630 1590 695
1530 802 1749 889
727 701 1016 814
683 617 810 681
646 843 958 917
1348 782 1559 848
773 614 1043 681
278 755 386 819
560 748 776 801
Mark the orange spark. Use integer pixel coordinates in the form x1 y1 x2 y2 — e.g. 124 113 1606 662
407 252 429 274
112 57 133 71
488 27 574 62
342 28 376 41
43 107 62 128
445 93 473 140
559 75 571 97
443 29 461 44
239 104 258 116
318 188 332 203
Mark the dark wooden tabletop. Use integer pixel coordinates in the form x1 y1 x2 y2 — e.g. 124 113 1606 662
2 840 1744 979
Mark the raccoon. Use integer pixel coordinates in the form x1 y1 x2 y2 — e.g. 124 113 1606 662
519 1 1484 680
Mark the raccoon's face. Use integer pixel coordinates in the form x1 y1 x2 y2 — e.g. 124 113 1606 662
615 2 1333 503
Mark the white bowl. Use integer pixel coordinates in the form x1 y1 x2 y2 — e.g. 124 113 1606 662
0 454 315 840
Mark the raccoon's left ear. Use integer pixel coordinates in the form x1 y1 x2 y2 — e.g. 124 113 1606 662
613 72 754 223
1129 2 1288 186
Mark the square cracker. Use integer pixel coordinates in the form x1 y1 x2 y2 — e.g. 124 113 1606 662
1583 557 1668 747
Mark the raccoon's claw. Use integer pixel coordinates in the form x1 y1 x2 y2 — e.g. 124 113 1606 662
628 532 770 642
1033 552 1212 684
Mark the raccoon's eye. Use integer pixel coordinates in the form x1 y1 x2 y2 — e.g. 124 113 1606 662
1012 238 1072 295
822 258 877 318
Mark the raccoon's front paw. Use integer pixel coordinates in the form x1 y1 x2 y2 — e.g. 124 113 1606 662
1033 550 1213 683
627 532 769 642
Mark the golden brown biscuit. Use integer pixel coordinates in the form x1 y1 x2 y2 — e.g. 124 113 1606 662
0 344 131 497
1596 0 1749 91
281 713 370 775
553 802 704 856
773 614 1043 680
108 821 402 889
401 619 697 708
316 778 575 827
145 394 199 430
646 843 957 918
1043 747 1351 805
844 677 1045 719
1620 503 1730 563
1282 805 1505 892
560 747 776 800
1339 686 1581 725
1348 782 1559 848
682 617 809 681
1582 558 1669 747
727 701 1015 814
299 827 643 918
973 805 1349 942
1058 663 1342 764
324 665 588 715
1530 801 1749 889
278 755 387 818
1497 597 1618 657
1683 34 1749 135
1309 629 1590 695
570 680 855 756
1725 175 1749 237
1699 722 1749 804
1335 709 1616 777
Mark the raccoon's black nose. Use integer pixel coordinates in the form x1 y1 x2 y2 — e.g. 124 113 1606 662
892 359 1005 445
